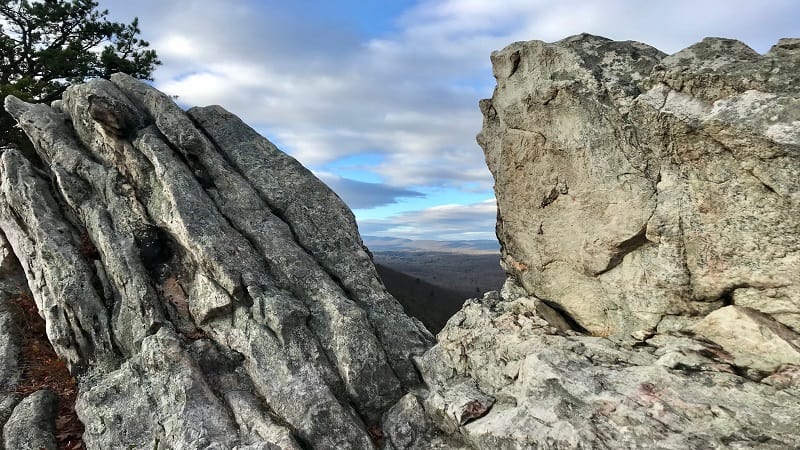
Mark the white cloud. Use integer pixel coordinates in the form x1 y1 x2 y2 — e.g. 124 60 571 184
98 0 799 239
101 0 494 186
314 171 424 209
132 0 799 180
156 34 202 61
358 199 498 241
402 0 800 54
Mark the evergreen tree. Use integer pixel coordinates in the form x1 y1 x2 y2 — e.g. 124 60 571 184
1 0 160 150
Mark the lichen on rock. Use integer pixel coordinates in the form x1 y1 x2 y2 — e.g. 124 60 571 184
480 34 800 338
384 34 800 449
2 74 433 449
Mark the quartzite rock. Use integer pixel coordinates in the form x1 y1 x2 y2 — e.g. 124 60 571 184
2 74 433 449
186 103 430 389
383 34 800 449
691 305 800 373
0 232 23 441
479 34 800 338
385 285 800 449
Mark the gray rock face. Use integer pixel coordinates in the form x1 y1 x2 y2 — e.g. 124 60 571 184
384 34 800 449
391 284 800 449
479 34 800 338
0 233 23 441
3 389 58 450
2 74 433 449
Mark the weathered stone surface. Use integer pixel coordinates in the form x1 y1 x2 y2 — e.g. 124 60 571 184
692 305 800 373
186 103 432 388
112 72 429 410
0 148 118 373
382 394 469 450
3 389 58 450
3 74 433 449
479 34 800 337
383 34 800 449
385 285 800 449
0 232 22 432
78 327 303 449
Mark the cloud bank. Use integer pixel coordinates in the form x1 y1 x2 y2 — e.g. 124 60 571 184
358 199 498 241
99 0 799 240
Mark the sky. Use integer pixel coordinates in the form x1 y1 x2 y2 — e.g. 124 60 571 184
98 0 800 241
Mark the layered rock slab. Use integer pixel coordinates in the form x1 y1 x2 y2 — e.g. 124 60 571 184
0 232 24 444
3 75 433 449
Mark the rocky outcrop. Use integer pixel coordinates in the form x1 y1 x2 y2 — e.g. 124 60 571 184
2 74 433 449
4 34 799 449
0 232 24 443
480 34 800 338
387 281 800 449
383 35 800 449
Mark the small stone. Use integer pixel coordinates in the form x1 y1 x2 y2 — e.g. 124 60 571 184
631 328 656 341
692 306 800 373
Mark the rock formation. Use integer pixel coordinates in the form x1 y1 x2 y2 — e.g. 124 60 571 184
2 33 799 449
481 35 800 338
383 35 800 449
0 73 433 449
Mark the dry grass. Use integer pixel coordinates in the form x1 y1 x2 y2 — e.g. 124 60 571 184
9 291 85 450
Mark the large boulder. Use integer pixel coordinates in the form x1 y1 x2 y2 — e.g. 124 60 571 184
2 74 433 449
479 34 800 338
384 34 800 449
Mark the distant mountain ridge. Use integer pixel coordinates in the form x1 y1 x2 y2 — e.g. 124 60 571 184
366 236 504 334
374 264 468 334
363 235 499 254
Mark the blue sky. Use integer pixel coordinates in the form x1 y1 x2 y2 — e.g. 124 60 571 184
99 0 800 240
